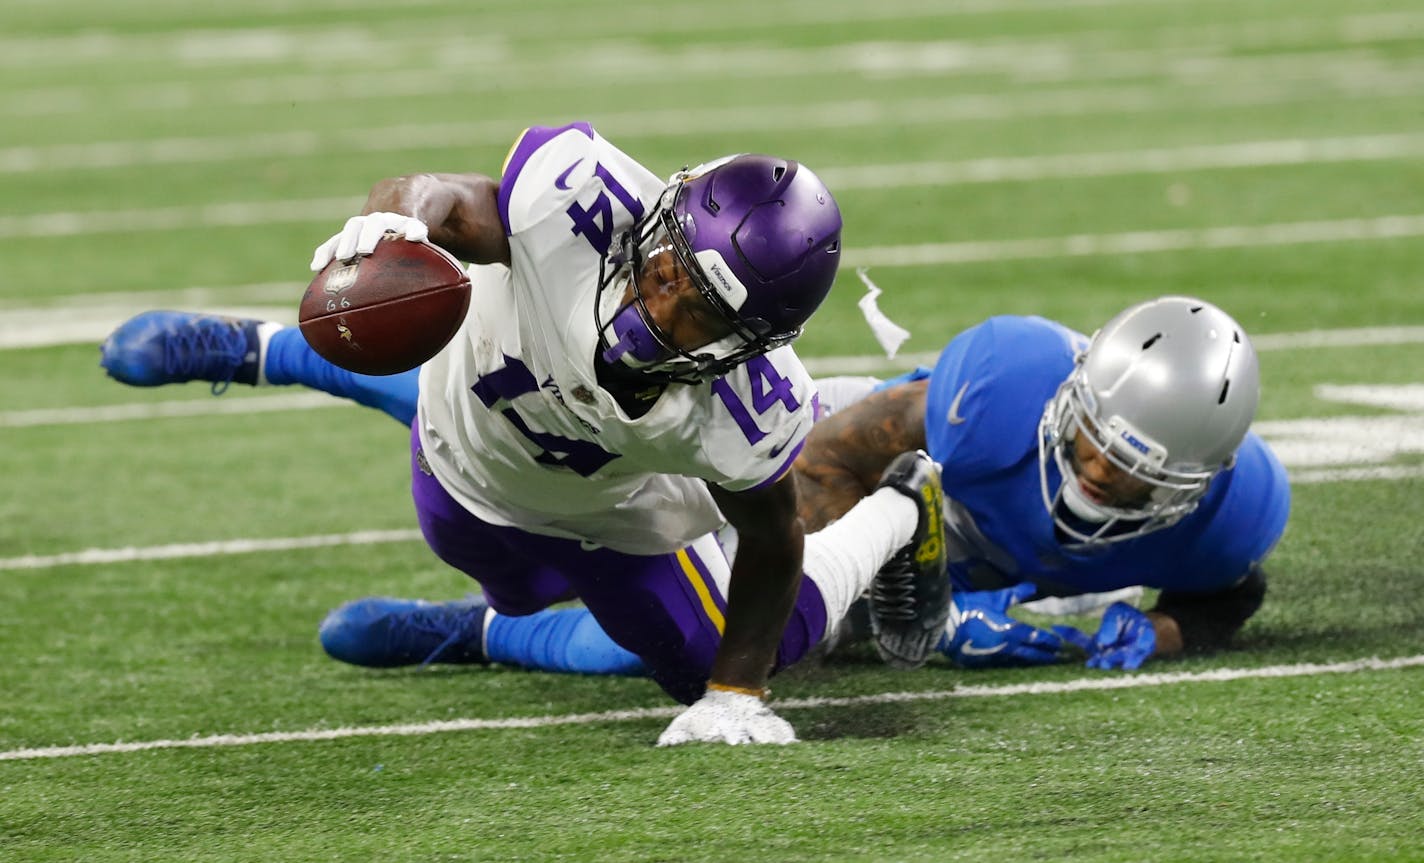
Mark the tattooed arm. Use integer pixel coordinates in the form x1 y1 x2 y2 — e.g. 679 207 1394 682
793 379 930 531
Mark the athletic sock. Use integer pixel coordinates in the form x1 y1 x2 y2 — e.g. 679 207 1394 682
250 321 284 386
262 327 421 425
486 607 645 676
801 487 917 624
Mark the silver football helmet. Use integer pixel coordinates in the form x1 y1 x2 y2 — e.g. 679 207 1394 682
1038 296 1260 547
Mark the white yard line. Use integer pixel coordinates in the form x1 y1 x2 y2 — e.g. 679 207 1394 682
0 450 1404 574
11 130 1424 242
803 326 1424 375
0 0 1339 73
0 305 295 350
819 132 1424 189
2 281 302 311
5 40 1413 120
847 214 1424 268
6 63 1424 173
6 196 1424 256
0 197 358 237
0 393 344 429
1250 327 1424 351
2 654 1419 762
0 530 422 572
1287 465 1424 484
3 326 1423 428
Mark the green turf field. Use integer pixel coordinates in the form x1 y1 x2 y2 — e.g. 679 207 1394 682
3 1 1423 860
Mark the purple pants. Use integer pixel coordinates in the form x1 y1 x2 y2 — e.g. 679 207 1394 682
409 423 829 704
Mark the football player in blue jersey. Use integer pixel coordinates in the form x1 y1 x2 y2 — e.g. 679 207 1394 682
99 124 955 746
798 295 1290 670
106 284 1287 682
283 295 1288 675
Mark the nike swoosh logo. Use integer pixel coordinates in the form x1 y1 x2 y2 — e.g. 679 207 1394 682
946 381 970 425
554 158 584 191
958 642 1006 656
769 415 811 459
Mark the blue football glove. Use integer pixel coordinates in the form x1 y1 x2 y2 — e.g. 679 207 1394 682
1052 602 1156 670
938 583 1065 668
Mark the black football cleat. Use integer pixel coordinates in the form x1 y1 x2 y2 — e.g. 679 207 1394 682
868 450 950 670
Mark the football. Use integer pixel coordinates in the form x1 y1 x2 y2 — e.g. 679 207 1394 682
299 236 472 375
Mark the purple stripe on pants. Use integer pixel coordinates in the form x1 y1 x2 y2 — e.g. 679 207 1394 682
409 422 829 704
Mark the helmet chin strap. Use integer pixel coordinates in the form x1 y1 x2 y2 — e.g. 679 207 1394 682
1059 478 1113 524
600 295 671 368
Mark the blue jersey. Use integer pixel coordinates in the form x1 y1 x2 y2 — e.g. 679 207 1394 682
910 316 1289 597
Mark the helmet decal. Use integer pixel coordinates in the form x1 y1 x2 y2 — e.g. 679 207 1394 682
594 154 842 384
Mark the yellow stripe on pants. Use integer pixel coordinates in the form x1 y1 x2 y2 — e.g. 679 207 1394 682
676 548 725 634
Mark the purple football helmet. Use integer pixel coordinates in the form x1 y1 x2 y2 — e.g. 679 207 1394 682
595 154 842 384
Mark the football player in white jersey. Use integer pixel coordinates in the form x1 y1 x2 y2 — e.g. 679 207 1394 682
100 123 951 745
306 298 1288 678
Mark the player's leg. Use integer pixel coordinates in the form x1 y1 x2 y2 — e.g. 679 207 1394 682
519 533 759 704
99 311 277 393
408 426 576 616
319 597 646 675
319 424 644 674
553 456 942 703
322 447 944 685
100 312 418 425
324 472 918 681
264 327 418 425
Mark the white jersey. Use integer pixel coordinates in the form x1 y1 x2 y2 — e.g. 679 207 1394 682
417 124 818 554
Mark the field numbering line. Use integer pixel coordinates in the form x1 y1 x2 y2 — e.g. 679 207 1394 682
3 655 1419 762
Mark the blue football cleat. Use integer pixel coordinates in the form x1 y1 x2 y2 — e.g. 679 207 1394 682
319 596 491 668
100 310 262 394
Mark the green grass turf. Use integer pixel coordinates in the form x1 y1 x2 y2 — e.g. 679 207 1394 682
2 670 1420 862
3 0 1424 860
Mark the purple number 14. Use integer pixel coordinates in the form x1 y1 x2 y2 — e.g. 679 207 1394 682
710 355 800 445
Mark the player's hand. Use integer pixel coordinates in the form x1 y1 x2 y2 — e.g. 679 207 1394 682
656 687 797 746
1052 602 1156 670
310 212 430 271
938 583 1065 668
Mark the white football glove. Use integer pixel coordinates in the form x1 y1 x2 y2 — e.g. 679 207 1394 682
309 212 430 271
656 688 798 747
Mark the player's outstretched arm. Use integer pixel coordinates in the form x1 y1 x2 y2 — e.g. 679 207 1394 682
657 475 803 746
1053 568 1268 669
361 173 510 265
311 173 512 271
794 379 929 531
